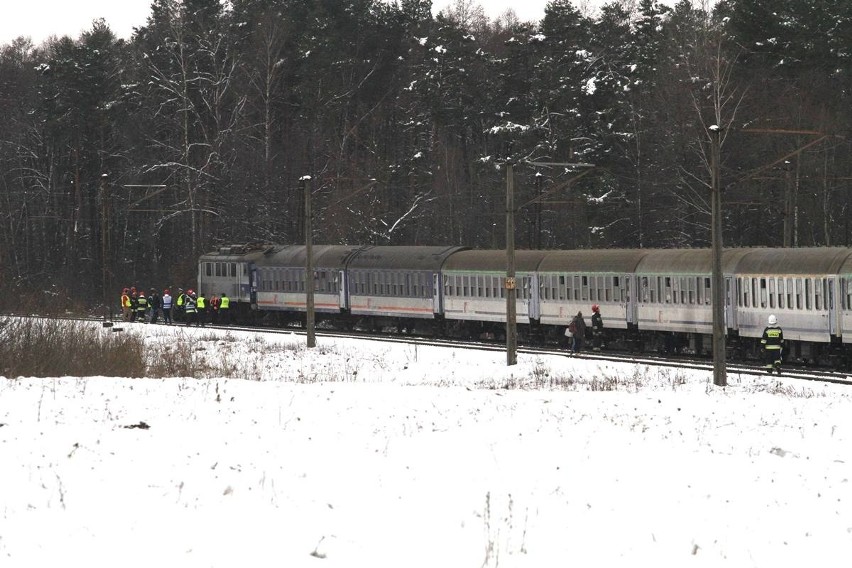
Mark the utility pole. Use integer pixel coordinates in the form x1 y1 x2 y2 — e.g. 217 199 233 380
100 173 111 324
301 175 316 348
506 163 517 366
503 160 595 367
710 126 726 386
783 159 793 247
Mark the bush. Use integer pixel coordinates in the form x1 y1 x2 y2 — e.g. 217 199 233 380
0 317 146 378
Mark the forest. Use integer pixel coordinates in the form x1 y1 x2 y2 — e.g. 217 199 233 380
0 0 850 309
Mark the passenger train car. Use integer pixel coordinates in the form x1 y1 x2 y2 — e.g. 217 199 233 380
198 244 852 367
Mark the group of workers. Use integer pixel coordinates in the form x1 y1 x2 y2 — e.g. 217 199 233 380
565 306 784 373
119 286 231 326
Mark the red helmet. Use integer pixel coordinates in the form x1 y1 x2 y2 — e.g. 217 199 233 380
187 289 194 295
592 304 600 313
122 288 129 294
164 288 170 294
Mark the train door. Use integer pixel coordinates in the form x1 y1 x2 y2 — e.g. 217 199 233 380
250 268 258 308
626 274 637 325
725 276 735 329
338 270 348 310
528 273 540 321
828 276 838 336
433 273 442 315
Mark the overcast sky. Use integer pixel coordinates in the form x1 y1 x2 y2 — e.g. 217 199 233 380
0 0 680 47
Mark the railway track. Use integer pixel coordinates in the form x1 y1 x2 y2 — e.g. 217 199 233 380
140 320 852 386
15 313 852 386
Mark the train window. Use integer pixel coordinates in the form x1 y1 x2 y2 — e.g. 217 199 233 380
805 278 812 310
768 278 776 309
846 278 852 310
795 278 803 309
759 278 767 308
581 276 589 301
461 276 468 297
558 276 566 300
605 276 613 302
230 263 237 277
205 263 212 277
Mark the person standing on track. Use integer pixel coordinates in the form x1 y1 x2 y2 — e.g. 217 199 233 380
162 288 173 325
184 290 197 326
590 304 604 352
761 314 784 373
218 292 230 325
120 288 132 322
569 311 586 354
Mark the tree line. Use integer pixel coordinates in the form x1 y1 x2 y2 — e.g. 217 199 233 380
1 0 850 309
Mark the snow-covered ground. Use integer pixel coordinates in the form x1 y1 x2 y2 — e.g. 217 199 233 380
1 323 851 567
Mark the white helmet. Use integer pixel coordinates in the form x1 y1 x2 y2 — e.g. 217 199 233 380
768 315 777 326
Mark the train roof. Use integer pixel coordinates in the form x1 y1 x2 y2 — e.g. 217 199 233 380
199 243 269 262
442 249 549 272
632 248 754 274
256 245 365 269
736 247 852 275
348 246 467 271
538 249 651 273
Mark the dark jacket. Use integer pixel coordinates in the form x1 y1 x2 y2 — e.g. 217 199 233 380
591 311 603 334
761 325 784 350
572 314 587 338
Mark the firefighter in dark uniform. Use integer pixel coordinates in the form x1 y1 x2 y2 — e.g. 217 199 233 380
590 304 604 351
761 314 784 373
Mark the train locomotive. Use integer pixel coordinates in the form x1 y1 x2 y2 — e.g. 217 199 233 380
198 244 852 368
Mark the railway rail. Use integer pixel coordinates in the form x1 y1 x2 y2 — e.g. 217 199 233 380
7 313 851 386
101 315 852 387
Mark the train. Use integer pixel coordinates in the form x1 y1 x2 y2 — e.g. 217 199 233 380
197 244 852 368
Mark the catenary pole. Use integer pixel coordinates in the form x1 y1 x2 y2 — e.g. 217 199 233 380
506 163 517 366
302 175 316 348
710 127 727 386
